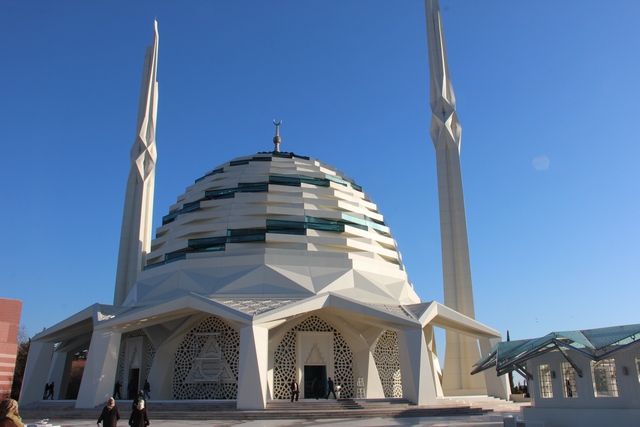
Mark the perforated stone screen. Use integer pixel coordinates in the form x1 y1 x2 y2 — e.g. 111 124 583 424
173 316 240 399
373 330 402 398
273 315 354 399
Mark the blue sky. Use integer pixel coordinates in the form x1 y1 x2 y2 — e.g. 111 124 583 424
1 0 639 348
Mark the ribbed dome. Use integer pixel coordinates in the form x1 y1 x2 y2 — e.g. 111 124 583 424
128 151 421 306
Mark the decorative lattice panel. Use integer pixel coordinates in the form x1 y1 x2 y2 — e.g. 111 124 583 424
172 316 240 400
273 316 354 399
373 330 402 398
116 330 156 388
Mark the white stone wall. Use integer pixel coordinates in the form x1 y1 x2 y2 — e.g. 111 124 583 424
525 343 640 427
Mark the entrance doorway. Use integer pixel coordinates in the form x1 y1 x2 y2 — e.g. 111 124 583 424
304 365 326 399
128 368 140 399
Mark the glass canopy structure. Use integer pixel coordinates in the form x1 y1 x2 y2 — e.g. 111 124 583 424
472 324 640 380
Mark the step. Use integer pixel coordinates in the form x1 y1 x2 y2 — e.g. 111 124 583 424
19 399 493 422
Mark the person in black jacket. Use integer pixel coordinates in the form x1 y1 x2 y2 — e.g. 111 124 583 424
325 377 337 399
97 397 121 427
312 378 321 399
114 381 122 400
45 382 54 400
143 380 151 400
289 379 299 402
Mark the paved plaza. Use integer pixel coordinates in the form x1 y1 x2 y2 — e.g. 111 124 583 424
28 413 521 427
23 397 526 427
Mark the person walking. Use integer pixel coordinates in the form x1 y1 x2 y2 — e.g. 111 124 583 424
143 380 151 400
46 381 55 400
311 377 320 399
0 398 24 427
128 399 149 427
325 377 337 399
289 379 299 402
127 382 135 400
114 381 122 400
97 397 121 427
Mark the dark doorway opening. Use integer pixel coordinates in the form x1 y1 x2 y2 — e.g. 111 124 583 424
304 365 326 399
64 350 88 399
128 368 140 399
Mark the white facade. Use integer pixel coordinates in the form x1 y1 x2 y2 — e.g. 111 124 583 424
524 339 640 427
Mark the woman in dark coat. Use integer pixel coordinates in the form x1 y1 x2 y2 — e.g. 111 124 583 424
129 399 150 427
97 397 121 427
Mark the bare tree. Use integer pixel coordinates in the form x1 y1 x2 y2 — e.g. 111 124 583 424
11 325 30 400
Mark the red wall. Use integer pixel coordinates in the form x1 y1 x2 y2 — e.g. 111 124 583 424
0 299 22 396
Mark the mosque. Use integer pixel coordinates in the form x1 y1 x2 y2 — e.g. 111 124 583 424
20 1 509 409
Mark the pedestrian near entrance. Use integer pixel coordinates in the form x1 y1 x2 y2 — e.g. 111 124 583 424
289 379 299 402
97 397 121 427
127 382 135 400
143 380 151 400
311 378 320 399
114 381 122 399
46 381 55 400
326 377 337 399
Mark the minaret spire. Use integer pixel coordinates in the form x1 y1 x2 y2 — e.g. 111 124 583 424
114 20 159 306
425 0 485 394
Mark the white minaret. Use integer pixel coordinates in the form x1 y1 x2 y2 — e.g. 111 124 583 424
114 21 159 306
425 0 486 394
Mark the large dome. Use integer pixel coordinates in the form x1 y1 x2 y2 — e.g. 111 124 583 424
128 151 421 306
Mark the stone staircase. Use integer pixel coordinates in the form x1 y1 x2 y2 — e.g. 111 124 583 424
19 397 498 422
437 396 528 414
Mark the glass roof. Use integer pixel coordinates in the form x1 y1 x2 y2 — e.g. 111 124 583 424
472 324 640 376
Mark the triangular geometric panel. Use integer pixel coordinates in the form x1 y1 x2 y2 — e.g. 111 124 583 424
185 334 234 383
137 269 181 289
264 265 314 293
309 267 352 293
384 279 412 301
305 343 326 365
181 269 223 294
213 265 263 294
352 271 395 300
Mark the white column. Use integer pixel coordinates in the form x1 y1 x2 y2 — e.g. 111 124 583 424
351 347 384 398
442 333 486 394
363 350 385 398
480 337 510 399
75 330 122 408
48 351 73 400
424 325 444 397
397 328 437 405
237 325 269 409
19 341 54 404
147 337 183 400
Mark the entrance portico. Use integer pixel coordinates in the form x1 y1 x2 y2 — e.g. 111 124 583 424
22 295 508 409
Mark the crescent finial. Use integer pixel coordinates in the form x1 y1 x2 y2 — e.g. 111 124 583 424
272 120 282 152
